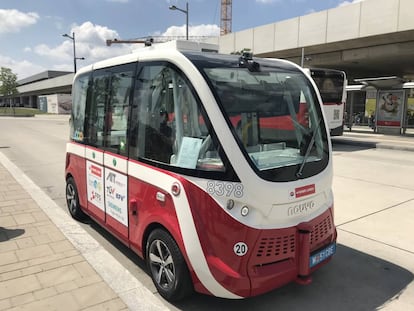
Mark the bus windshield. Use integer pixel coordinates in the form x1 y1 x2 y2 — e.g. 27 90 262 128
310 70 345 103
188 53 329 181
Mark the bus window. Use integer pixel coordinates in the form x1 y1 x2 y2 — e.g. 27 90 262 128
307 68 347 136
105 66 134 155
84 64 134 155
70 73 89 142
85 70 108 148
201 66 324 177
129 63 225 172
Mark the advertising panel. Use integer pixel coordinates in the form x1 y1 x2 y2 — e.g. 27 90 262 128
57 94 72 114
377 90 403 127
47 94 59 114
105 168 128 226
86 160 105 211
407 89 414 126
38 96 48 112
365 90 377 118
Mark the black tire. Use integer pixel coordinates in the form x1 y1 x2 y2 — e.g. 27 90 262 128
146 229 193 301
66 177 88 221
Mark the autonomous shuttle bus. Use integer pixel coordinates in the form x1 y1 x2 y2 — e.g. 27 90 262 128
65 41 337 301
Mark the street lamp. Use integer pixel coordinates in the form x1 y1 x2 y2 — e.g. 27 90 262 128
62 32 85 73
169 2 189 40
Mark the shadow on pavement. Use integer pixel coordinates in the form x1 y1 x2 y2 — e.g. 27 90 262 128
331 140 376 152
0 226 25 241
174 244 413 311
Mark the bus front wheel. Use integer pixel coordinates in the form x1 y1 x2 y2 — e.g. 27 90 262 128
146 229 193 301
66 177 87 221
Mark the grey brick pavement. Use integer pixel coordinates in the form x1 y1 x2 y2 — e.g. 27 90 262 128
0 153 168 311
0 162 129 310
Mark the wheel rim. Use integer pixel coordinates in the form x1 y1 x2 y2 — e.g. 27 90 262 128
66 183 77 214
149 239 176 290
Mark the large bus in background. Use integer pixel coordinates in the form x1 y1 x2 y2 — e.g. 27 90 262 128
65 41 337 301
305 68 347 136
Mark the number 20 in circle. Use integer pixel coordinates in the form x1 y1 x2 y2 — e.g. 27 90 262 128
233 242 248 256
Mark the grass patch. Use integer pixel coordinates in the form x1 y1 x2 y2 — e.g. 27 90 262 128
0 107 46 116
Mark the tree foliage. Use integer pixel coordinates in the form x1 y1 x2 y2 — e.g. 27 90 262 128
0 67 19 99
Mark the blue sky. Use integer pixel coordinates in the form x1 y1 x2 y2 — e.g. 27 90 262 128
0 0 361 80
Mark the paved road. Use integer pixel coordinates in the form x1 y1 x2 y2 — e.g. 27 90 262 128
1 116 413 310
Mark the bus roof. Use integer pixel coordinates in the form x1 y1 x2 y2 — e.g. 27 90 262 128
76 40 219 76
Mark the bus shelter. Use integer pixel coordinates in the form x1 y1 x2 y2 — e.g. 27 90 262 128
346 77 414 135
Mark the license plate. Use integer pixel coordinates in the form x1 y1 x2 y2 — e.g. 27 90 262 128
309 243 336 268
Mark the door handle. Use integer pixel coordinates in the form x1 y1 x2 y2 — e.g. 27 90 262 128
130 199 138 216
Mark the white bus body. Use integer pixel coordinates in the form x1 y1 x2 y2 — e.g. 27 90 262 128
65 42 337 301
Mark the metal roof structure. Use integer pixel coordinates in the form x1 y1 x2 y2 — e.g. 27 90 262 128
206 0 414 82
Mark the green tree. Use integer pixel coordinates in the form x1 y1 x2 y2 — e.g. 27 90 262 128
0 67 19 113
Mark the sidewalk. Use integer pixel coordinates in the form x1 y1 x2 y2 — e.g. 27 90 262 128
0 153 168 311
332 126 414 152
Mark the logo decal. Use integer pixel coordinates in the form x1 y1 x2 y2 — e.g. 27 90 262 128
294 184 315 198
287 200 315 216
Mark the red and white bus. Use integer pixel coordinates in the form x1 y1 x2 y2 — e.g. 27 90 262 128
65 41 337 301
305 68 347 136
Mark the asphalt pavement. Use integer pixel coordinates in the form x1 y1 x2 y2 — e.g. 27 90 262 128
1 122 414 310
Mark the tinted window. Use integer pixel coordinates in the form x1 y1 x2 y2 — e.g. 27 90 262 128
129 62 234 177
311 70 344 103
84 63 135 155
188 53 329 182
70 73 90 142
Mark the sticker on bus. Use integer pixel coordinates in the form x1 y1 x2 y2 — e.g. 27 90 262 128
105 168 128 226
86 160 104 211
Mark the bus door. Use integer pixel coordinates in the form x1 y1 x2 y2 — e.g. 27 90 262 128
85 64 135 242
127 63 179 252
126 62 217 253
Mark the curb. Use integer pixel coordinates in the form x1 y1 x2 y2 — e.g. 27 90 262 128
0 114 35 117
332 137 414 152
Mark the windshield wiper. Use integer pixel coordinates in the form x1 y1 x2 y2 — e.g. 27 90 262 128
296 118 322 178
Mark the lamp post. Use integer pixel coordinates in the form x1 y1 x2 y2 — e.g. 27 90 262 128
62 32 84 73
169 2 189 40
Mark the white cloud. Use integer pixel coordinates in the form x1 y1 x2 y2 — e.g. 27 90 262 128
45 15 64 31
0 54 45 80
255 0 280 3
9 22 220 79
0 9 39 34
161 24 220 37
337 0 365 7
33 21 134 67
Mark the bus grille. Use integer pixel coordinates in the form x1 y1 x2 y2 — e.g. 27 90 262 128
252 214 334 266
310 215 333 250
254 234 296 265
